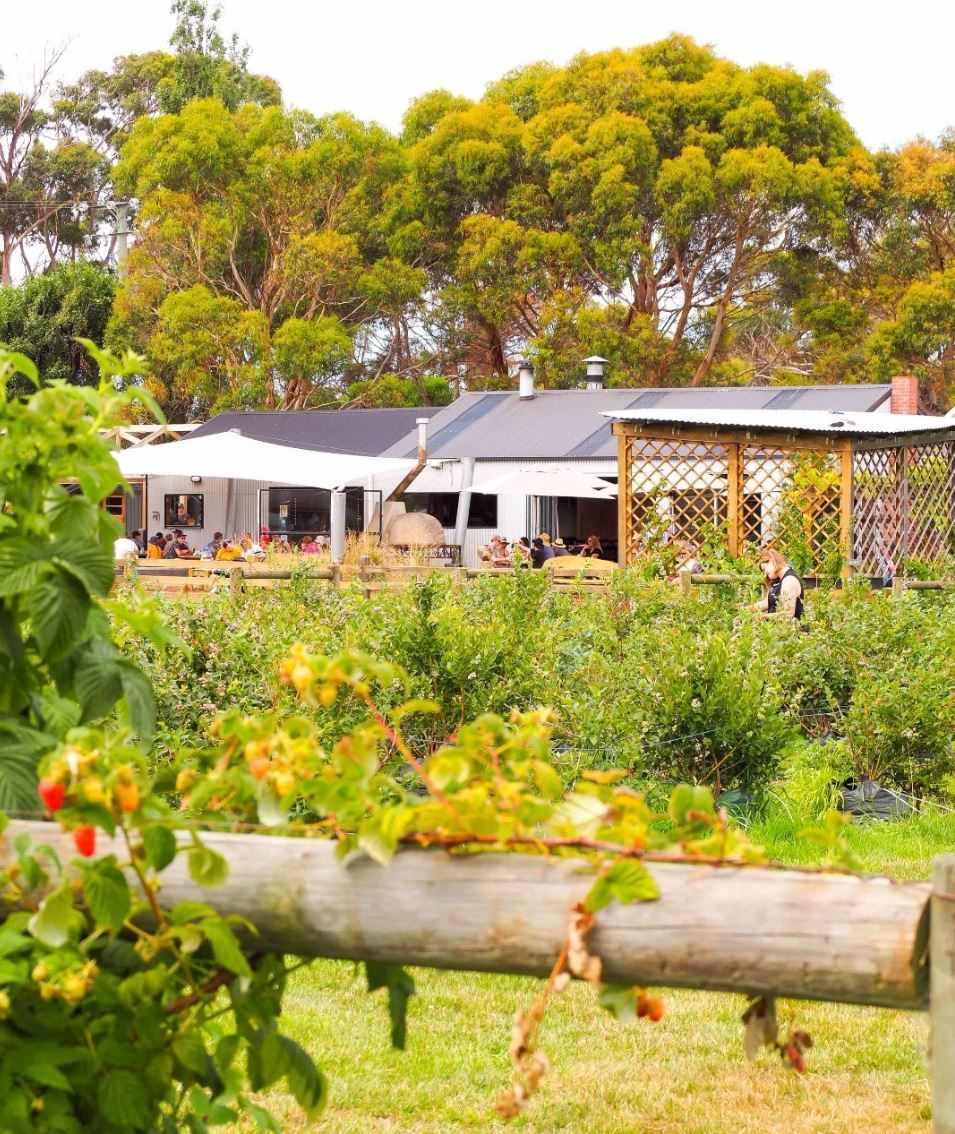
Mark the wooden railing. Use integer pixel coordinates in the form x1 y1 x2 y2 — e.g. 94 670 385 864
2 820 952 1130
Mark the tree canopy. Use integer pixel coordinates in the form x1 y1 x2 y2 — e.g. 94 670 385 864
3 21 955 412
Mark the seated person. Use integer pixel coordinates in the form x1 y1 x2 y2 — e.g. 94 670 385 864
668 541 703 582
113 533 140 561
551 538 570 557
487 535 511 567
202 532 224 559
273 536 293 554
215 539 242 561
580 535 604 559
530 537 555 569
165 533 195 559
300 537 320 554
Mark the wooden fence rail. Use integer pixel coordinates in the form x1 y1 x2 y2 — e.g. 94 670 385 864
1 822 951 1128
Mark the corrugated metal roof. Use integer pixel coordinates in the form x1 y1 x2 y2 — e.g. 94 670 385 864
190 407 442 457
382 385 893 460
601 407 955 437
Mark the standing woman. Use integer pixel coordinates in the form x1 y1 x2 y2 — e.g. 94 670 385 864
752 548 804 619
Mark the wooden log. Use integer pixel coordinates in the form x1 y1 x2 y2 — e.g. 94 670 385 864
0 823 928 1010
932 856 955 1133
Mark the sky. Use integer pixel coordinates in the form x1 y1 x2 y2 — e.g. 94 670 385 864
3 0 954 150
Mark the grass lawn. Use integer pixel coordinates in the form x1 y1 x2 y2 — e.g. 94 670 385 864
243 812 954 1133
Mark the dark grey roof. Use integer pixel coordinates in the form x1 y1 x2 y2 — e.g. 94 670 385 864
381 386 893 460
190 407 442 457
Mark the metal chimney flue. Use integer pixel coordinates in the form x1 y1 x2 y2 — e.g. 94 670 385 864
517 359 535 400
584 355 608 390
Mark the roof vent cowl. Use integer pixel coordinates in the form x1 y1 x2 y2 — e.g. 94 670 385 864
584 355 608 391
517 359 535 400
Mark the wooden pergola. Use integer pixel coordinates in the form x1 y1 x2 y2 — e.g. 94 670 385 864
609 410 955 576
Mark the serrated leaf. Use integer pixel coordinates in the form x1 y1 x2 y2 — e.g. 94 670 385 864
281 1035 326 1119
187 843 229 888
142 825 178 872
53 541 116 597
169 900 217 924
83 859 132 932
585 859 660 913
22 1062 72 1090
117 661 156 741
0 722 52 811
200 919 252 979
365 961 415 1049
28 887 80 948
97 1069 154 1129
172 1030 208 1074
30 571 89 660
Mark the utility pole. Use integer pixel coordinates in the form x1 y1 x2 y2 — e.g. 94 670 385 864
114 201 130 275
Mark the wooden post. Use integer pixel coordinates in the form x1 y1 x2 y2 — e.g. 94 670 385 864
358 555 371 600
331 563 341 591
892 576 906 600
228 566 243 599
727 442 743 558
932 856 955 1134
840 441 854 580
615 424 629 567
679 571 693 598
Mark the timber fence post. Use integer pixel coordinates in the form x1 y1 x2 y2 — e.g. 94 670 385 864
679 572 693 598
229 566 243 599
933 856 955 1134
358 555 371 600
892 576 906 599
331 563 341 591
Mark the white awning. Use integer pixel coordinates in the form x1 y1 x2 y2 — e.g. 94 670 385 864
113 429 418 488
471 466 617 499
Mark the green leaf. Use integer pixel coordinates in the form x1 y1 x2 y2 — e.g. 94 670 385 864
53 541 116 598
73 641 124 723
200 918 252 979
172 1030 208 1074
584 859 660 913
117 661 156 741
142 825 178 872
169 900 217 924
597 983 639 1023
28 886 80 947
83 859 132 932
0 722 53 811
97 1069 154 1130
187 843 229 888
281 1035 327 1119
22 1062 73 1090
365 961 415 1049
31 571 89 661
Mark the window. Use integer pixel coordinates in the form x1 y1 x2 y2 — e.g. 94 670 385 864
164 493 204 529
404 492 498 529
266 487 364 535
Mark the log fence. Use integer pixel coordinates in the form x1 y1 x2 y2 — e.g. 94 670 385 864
1 820 952 1130
121 558 954 602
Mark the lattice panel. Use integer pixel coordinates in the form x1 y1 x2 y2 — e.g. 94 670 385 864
904 442 955 565
742 445 841 573
622 437 728 558
853 448 900 576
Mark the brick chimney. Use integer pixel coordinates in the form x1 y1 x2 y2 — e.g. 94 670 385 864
890 374 919 415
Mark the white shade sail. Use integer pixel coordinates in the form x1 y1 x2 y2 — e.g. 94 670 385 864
113 430 418 488
471 466 617 499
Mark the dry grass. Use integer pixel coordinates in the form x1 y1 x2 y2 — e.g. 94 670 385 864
254 966 928 1134
235 814 953 1133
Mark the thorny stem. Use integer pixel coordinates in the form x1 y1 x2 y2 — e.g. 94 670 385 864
355 687 470 828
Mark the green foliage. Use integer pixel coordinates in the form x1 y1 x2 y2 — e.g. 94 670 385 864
0 346 167 808
0 266 117 393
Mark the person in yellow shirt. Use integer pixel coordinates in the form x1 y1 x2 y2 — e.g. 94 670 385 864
215 539 242 561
